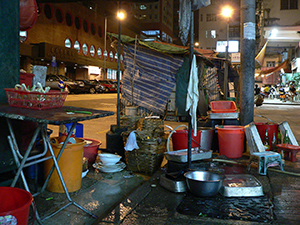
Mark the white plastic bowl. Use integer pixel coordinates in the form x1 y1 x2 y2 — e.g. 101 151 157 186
98 153 121 165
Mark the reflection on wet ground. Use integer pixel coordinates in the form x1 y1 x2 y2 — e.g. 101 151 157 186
98 156 300 225
177 194 273 222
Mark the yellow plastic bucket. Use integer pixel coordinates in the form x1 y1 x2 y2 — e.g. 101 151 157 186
44 137 84 193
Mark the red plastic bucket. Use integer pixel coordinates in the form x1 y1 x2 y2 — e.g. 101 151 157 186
216 126 245 158
255 122 279 150
0 187 33 225
83 138 102 164
171 130 201 151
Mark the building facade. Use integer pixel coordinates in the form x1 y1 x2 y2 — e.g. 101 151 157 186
132 0 174 43
196 0 300 85
20 1 139 81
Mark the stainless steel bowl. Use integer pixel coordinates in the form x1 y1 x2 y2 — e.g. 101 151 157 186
184 171 225 197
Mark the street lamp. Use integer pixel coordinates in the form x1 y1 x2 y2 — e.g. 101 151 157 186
116 1 126 128
221 6 232 100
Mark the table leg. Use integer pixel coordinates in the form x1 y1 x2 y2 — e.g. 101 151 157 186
40 122 97 220
6 119 42 187
41 122 76 192
7 120 97 221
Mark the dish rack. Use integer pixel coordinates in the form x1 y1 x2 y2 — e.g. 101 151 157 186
5 88 68 110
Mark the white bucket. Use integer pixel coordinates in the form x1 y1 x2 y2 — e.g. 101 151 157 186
125 106 138 116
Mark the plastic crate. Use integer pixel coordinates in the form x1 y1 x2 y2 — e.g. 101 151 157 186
4 88 68 110
210 101 237 113
20 73 35 87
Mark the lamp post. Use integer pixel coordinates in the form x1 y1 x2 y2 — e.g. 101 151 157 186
117 1 125 128
221 6 232 100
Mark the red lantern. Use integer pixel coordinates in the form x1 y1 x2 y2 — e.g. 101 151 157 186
20 0 38 31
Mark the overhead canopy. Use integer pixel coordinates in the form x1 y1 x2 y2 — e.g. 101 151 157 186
108 32 216 58
260 60 288 75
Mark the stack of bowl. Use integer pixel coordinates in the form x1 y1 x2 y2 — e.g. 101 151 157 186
98 153 122 166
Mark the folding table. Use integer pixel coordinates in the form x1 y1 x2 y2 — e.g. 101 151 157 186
0 104 114 224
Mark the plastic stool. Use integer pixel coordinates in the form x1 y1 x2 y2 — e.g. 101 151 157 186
277 144 300 162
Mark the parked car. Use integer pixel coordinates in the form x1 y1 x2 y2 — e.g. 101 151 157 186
75 79 105 94
45 74 83 93
89 80 106 93
91 80 117 93
109 80 122 92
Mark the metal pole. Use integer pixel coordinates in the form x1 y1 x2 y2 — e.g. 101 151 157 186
240 0 255 125
224 18 229 100
187 11 194 169
104 16 107 77
117 0 121 128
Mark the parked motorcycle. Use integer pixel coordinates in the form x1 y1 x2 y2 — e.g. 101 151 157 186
254 94 264 107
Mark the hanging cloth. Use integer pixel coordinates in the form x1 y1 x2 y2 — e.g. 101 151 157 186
124 131 139 151
186 55 199 136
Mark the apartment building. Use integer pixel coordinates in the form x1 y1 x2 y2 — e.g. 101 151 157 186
132 0 174 43
196 0 300 85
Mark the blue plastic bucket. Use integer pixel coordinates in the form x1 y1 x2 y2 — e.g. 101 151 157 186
59 123 83 138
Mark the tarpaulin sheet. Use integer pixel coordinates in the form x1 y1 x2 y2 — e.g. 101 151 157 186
122 43 184 115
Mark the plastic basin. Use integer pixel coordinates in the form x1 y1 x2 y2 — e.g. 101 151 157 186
211 101 237 113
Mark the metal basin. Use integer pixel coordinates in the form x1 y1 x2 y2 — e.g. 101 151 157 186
184 171 225 197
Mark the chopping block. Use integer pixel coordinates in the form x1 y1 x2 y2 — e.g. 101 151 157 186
277 144 300 162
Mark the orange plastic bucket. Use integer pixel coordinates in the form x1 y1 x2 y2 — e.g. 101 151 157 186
216 126 245 158
0 187 33 225
171 130 201 151
44 137 84 193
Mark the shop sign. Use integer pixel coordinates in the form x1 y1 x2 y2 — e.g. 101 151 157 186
41 43 78 62
231 53 240 63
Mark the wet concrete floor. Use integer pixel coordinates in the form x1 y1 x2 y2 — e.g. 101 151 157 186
96 157 300 225
24 97 300 224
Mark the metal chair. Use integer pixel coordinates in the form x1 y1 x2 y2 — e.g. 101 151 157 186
245 122 284 175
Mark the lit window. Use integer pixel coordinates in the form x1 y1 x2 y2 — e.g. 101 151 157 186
140 4 147 10
65 38 72 48
104 50 108 61
109 51 114 61
82 43 88 56
74 40 81 53
211 30 216 38
90 45 95 57
206 30 217 39
20 30 27 43
142 30 160 36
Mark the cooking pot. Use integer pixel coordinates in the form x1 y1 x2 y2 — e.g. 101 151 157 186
184 171 225 197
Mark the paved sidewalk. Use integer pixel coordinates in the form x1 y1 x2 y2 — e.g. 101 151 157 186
263 97 300 105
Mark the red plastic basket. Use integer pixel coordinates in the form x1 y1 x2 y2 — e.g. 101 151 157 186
4 88 68 110
210 101 237 113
